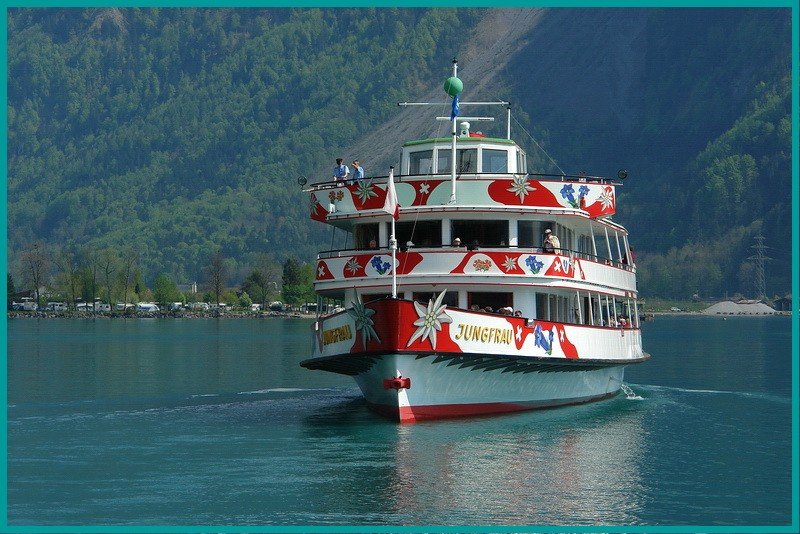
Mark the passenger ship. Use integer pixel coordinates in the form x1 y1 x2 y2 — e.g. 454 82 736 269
301 63 647 423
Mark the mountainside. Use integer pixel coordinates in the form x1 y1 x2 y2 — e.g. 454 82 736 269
6 7 792 298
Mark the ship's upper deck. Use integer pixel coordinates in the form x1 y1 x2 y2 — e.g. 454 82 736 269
309 135 619 225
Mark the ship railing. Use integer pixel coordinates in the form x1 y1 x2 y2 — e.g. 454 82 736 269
307 172 619 191
317 245 635 272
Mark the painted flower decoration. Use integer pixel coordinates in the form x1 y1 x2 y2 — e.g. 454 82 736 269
348 295 380 349
328 191 337 202
472 259 492 271
503 256 518 272
525 255 544 274
335 190 344 201
598 186 614 210
578 185 590 199
560 183 576 203
345 257 361 274
506 176 534 203
370 256 391 275
406 291 453 349
355 180 378 203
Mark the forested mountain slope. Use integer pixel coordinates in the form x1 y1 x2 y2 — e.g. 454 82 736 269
7 7 792 298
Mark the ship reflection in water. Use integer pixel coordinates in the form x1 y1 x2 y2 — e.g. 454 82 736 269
384 398 646 525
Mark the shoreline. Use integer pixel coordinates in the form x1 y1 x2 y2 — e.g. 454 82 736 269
7 310 317 320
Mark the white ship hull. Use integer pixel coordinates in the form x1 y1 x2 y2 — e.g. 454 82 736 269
354 352 625 422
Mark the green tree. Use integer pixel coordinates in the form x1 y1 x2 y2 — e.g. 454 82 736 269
282 257 314 305
153 273 181 306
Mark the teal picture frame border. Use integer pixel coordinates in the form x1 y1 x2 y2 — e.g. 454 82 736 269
1 1 797 532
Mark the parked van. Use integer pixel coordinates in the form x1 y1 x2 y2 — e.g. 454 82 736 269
136 302 160 313
168 302 184 311
114 303 135 311
45 302 67 312
269 301 284 311
189 302 210 311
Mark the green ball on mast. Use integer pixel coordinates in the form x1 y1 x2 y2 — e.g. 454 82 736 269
443 76 463 97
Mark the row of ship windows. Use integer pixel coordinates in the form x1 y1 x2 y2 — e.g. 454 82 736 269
406 147 525 175
352 220 621 263
359 291 639 329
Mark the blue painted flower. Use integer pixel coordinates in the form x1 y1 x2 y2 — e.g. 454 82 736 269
533 324 554 355
578 185 590 198
525 255 544 274
370 256 391 275
560 184 576 203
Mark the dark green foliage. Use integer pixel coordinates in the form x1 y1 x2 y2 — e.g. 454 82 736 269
7 7 479 284
7 8 791 300
282 256 314 304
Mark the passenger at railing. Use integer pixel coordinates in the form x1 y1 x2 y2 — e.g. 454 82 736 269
470 304 481 311
619 316 628 328
351 160 365 182
451 237 463 248
468 239 480 251
622 246 636 266
368 239 377 249
543 228 560 254
333 158 350 183
513 310 523 318
499 306 513 315
483 306 494 313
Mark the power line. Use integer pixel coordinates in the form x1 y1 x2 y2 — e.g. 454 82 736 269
747 234 771 299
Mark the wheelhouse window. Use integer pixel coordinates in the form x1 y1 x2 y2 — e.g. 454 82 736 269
516 149 527 174
387 220 442 248
436 148 478 173
409 150 433 175
483 149 508 173
452 220 508 248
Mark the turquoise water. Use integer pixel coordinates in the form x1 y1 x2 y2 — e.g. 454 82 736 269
6 316 793 526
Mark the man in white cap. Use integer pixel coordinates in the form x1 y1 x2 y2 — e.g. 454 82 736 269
543 228 560 253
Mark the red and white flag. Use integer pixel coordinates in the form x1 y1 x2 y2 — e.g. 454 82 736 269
382 172 400 220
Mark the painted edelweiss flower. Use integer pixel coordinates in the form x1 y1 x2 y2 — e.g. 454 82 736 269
506 176 534 203
406 291 452 349
503 256 518 272
345 257 361 274
355 180 378 203
348 295 380 349
599 186 614 210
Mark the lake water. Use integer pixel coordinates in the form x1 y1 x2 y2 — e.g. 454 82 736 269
6 315 794 527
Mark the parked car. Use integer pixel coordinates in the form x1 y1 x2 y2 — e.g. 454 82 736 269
114 303 135 311
250 303 262 311
669 307 682 312
168 302 184 311
189 302 210 311
269 301 284 311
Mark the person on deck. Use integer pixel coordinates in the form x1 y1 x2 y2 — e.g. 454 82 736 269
333 158 350 182
543 228 560 253
351 160 365 182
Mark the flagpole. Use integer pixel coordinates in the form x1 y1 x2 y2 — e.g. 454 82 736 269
388 166 398 298
449 59 458 205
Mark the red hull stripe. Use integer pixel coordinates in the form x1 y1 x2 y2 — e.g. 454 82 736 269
367 391 617 423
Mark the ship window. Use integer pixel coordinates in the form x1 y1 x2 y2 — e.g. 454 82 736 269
388 220 442 248
483 149 508 173
518 221 547 249
437 148 477 173
413 292 457 308
354 223 379 249
467 292 513 312
451 220 508 248
409 150 433 175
